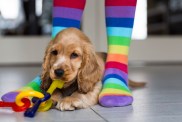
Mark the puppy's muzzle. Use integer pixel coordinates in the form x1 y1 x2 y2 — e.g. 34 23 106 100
54 69 64 77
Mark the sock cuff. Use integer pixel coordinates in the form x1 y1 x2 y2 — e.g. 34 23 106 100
105 0 137 6
54 0 86 10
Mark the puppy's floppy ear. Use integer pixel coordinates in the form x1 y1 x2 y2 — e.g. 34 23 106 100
77 41 103 93
41 40 53 91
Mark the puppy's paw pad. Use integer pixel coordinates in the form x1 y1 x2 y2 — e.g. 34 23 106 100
60 102 75 111
56 97 78 111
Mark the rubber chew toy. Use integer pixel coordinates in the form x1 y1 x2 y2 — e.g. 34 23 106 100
38 79 65 112
0 79 64 118
23 79 64 117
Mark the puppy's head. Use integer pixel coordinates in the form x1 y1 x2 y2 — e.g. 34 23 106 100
41 28 102 93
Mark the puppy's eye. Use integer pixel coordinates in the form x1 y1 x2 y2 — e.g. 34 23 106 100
70 52 79 59
51 50 58 55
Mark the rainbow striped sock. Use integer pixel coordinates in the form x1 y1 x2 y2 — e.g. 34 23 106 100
99 0 137 107
52 0 86 39
1 76 42 102
1 0 86 102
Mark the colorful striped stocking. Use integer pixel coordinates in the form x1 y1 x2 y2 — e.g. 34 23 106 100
99 0 137 107
52 0 86 38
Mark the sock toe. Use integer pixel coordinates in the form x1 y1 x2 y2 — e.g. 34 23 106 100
99 95 133 107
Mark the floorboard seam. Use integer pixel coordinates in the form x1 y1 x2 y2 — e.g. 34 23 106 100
90 108 109 122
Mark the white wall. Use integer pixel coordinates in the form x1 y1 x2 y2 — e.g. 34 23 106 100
82 0 107 52
0 36 50 64
1 36 182 64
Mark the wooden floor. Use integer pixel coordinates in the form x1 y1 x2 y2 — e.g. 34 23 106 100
0 65 182 122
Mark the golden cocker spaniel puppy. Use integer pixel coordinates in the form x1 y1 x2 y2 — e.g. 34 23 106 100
41 28 105 111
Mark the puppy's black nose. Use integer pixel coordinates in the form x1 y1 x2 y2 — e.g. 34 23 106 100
54 69 64 77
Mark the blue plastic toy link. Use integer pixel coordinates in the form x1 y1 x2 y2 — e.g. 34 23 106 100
24 92 51 117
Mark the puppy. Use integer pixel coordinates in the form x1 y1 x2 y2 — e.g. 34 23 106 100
41 28 145 111
41 28 104 111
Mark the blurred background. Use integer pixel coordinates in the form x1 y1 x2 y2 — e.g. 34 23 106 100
0 0 182 64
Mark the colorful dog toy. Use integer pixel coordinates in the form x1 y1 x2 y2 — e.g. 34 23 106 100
0 76 64 117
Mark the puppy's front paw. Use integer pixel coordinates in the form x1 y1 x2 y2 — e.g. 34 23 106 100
56 97 82 111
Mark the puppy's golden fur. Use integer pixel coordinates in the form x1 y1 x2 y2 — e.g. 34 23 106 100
41 28 145 111
41 28 104 111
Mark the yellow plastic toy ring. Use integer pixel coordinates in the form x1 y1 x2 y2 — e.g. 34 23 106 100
15 90 44 106
38 99 53 112
38 79 64 112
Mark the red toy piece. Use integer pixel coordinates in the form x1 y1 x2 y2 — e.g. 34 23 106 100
0 98 31 112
